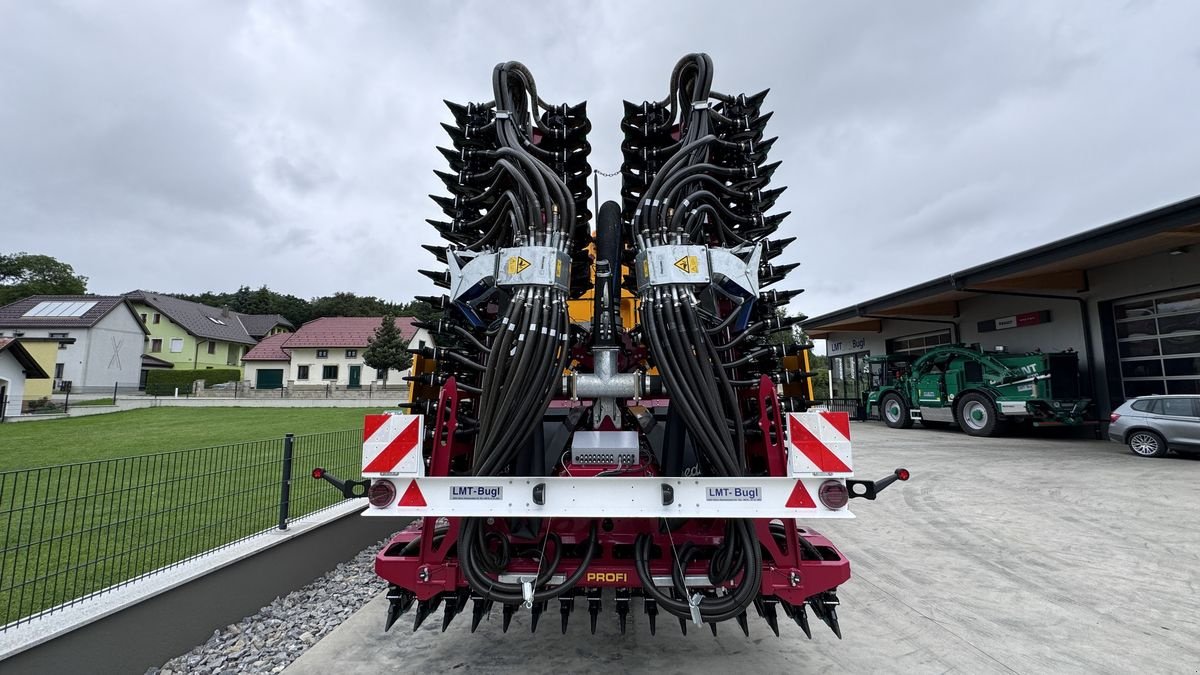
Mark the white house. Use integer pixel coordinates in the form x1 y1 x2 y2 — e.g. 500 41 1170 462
0 295 148 393
242 316 432 389
0 338 50 420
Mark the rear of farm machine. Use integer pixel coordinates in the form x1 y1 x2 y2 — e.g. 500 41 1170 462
316 54 907 639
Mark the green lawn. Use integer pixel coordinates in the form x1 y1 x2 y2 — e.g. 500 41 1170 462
0 407 383 626
0 406 384 470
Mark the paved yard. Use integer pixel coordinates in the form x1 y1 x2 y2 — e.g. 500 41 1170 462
287 422 1200 674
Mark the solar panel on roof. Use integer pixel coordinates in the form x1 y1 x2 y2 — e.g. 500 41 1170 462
22 300 98 318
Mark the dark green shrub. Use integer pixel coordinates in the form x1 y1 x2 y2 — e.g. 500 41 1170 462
145 369 241 396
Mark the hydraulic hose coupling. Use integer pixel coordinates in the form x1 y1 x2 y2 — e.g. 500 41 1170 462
562 349 661 400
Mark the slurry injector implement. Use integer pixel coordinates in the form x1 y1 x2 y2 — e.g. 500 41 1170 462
315 54 908 638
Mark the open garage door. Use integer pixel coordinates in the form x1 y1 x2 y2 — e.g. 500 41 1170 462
255 369 284 390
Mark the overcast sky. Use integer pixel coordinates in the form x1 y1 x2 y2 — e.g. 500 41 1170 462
3 1 1199 323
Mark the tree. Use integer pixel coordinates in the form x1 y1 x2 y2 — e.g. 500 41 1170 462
363 314 412 386
0 252 88 306
396 299 440 323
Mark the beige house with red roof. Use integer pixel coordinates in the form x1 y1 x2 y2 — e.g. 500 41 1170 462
241 317 429 389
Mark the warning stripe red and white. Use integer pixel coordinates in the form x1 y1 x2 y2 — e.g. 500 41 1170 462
787 411 853 477
361 413 424 477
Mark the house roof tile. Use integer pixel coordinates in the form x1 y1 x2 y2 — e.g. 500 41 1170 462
237 314 295 339
0 338 51 378
282 317 418 349
242 332 292 361
0 295 148 333
124 291 266 345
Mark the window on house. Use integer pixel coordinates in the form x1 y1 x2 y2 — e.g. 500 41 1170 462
208 316 226 326
418 340 426 349
297 365 310 380
1114 287 1200 397
345 349 357 358
316 349 328 358
153 313 161 324
886 330 952 358
207 342 217 355
322 365 338 380
830 352 872 400
54 363 64 379
169 338 184 353
151 339 163 353
141 313 147 323
376 369 387 380
227 344 238 366
50 332 68 349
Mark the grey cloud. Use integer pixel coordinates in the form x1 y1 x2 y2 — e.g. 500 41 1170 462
1 0 1198 316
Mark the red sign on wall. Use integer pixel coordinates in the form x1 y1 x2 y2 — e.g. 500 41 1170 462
977 310 1051 333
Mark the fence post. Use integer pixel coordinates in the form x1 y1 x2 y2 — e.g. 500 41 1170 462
112 381 118 405
64 388 71 413
278 433 295 530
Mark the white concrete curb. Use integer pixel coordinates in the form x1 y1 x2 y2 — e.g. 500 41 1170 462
0 501 366 661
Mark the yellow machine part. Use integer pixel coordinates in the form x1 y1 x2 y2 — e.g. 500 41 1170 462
780 352 815 402
406 352 439 403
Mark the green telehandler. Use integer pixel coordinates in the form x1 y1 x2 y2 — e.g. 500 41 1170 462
864 345 1092 437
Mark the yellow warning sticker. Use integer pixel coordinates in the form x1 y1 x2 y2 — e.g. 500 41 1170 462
555 259 562 276
674 255 700 274
506 256 532 274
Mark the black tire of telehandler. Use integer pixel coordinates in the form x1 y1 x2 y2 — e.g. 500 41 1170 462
956 393 1001 437
880 393 913 429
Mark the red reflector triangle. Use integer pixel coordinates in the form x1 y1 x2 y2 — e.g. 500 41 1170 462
397 480 427 507
785 481 816 508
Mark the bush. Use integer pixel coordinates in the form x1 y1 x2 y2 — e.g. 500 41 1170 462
145 369 241 396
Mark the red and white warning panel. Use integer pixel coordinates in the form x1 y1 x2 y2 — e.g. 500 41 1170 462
362 413 424 477
787 411 853 477
363 476 854 519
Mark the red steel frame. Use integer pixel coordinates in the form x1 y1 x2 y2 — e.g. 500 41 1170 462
374 376 852 607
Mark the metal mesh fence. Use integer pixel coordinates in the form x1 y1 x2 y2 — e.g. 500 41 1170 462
0 428 363 630
812 397 867 420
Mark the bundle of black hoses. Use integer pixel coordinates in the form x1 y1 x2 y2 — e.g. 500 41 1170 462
630 53 763 623
455 61 596 603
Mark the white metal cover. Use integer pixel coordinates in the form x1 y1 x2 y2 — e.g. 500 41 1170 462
362 476 853 519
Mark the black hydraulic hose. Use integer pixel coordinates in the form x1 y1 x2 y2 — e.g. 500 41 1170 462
715 321 766 351
460 520 599 603
451 325 491 354
626 54 778 626
720 347 771 369
442 350 486 371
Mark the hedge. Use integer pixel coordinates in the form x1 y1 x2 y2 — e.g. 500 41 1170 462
145 369 241 396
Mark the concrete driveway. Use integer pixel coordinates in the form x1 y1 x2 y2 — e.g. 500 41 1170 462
287 422 1200 674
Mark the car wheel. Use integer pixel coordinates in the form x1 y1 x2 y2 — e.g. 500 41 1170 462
880 393 912 429
1128 430 1168 458
956 393 999 437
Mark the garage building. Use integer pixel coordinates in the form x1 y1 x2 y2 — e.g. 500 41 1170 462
802 195 1200 419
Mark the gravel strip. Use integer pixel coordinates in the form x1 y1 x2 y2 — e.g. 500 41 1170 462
146 535 393 675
